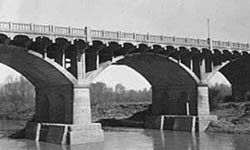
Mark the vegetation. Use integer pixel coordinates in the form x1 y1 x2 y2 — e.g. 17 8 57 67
90 82 151 106
0 74 246 122
0 75 35 120
209 83 232 110
0 76 152 120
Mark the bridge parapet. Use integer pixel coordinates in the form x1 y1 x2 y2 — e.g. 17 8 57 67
0 21 249 51
0 22 87 40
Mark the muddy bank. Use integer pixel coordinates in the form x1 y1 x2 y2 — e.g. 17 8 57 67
94 102 250 134
207 102 250 134
7 101 250 137
92 102 151 128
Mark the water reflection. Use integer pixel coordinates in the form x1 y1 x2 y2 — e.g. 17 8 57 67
144 130 250 150
0 138 104 150
144 130 198 150
0 128 250 150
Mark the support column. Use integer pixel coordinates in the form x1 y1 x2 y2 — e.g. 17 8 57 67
62 48 66 68
77 51 86 83
68 85 104 145
198 57 209 115
190 59 193 71
68 45 103 144
73 86 91 124
96 51 99 69
197 83 217 132
197 56 217 132
200 58 206 81
197 84 210 115
43 48 47 59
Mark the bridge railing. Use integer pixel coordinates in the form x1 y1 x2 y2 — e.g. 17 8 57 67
33 24 50 33
0 22 249 50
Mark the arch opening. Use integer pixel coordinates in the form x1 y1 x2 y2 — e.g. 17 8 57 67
219 54 250 102
91 65 152 122
0 64 35 129
208 71 232 110
206 54 250 108
88 53 199 118
0 44 76 124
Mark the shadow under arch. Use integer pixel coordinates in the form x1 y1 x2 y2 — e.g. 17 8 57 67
0 44 77 123
205 54 250 101
219 54 250 101
86 53 199 115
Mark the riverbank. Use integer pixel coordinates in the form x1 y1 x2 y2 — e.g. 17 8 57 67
3 101 250 136
93 102 250 134
207 102 250 134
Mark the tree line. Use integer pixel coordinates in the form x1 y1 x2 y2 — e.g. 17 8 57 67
90 82 152 106
0 76 152 119
0 75 240 119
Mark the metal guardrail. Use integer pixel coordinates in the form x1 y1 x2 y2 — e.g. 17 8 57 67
0 22 249 50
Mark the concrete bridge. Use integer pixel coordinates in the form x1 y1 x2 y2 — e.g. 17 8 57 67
0 22 250 145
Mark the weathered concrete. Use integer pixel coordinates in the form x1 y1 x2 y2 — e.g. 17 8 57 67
145 115 217 132
116 54 199 116
35 85 73 124
197 115 218 132
25 85 104 145
221 55 250 101
24 123 103 145
197 84 210 116
145 115 196 132
151 85 197 116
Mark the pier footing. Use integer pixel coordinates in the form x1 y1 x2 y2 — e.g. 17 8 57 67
24 122 104 145
145 115 217 132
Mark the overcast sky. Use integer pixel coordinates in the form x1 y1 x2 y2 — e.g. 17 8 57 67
0 0 243 88
1 0 250 42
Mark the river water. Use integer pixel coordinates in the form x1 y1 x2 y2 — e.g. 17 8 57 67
0 127 250 150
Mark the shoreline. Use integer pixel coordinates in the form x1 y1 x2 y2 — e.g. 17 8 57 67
2 101 250 137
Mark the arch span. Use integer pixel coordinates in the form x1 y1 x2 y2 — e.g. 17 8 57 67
87 53 199 115
204 54 250 102
0 44 77 124
219 54 250 101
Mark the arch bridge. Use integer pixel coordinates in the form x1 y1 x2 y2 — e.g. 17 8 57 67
0 22 250 145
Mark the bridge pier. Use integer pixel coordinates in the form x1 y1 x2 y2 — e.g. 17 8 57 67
151 85 197 115
24 85 103 145
69 85 104 145
146 83 217 132
197 84 217 132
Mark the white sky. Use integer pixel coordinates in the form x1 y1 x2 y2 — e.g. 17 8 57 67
0 0 246 89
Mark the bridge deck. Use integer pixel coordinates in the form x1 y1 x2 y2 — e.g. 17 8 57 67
0 21 249 51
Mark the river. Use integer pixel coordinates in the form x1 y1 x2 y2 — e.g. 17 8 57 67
0 127 250 150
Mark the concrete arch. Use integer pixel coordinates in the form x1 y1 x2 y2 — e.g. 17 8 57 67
0 44 78 124
0 44 77 87
205 61 231 83
219 54 250 101
203 53 250 102
85 53 199 84
86 53 199 115
204 50 245 84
